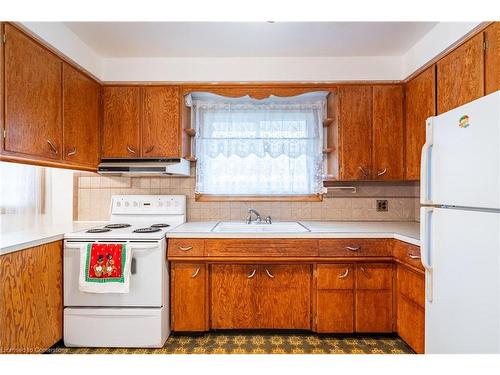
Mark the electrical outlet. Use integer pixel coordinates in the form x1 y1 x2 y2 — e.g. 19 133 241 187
376 200 388 212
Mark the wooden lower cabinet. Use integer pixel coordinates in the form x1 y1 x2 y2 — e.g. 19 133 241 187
396 264 425 353
211 264 311 330
0 241 63 353
355 263 394 332
171 263 207 331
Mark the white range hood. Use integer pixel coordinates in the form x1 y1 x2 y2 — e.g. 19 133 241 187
97 158 191 177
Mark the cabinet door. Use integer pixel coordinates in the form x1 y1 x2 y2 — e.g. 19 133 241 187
437 33 484 114
405 66 436 180
355 263 394 332
102 86 141 158
211 264 258 329
257 265 311 329
485 22 500 95
339 86 373 180
0 241 62 353
372 85 404 180
171 263 207 331
316 264 354 333
396 265 425 354
142 86 180 157
4 24 62 159
62 63 100 167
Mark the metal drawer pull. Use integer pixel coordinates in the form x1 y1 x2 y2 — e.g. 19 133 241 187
178 246 193 251
131 258 137 274
248 269 257 279
408 253 421 260
265 268 275 278
345 246 360 252
338 269 349 279
47 139 58 154
126 145 136 154
191 267 200 278
360 267 371 278
67 147 77 156
377 168 387 176
358 166 369 176
145 145 155 153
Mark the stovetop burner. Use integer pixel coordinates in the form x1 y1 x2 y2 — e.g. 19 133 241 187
104 223 131 229
133 227 162 233
86 228 112 233
150 223 170 228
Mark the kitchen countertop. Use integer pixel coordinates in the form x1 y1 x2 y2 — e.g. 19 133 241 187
166 221 420 246
0 220 104 256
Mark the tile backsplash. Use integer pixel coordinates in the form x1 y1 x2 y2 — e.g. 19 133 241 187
74 169 420 222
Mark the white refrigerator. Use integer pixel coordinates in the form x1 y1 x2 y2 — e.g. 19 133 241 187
420 91 500 353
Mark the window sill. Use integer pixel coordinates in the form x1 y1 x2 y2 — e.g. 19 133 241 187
194 194 323 202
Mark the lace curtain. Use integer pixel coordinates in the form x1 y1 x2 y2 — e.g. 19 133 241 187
0 162 44 215
187 92 328 195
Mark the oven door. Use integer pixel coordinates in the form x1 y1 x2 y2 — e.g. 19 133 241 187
64 239 167 307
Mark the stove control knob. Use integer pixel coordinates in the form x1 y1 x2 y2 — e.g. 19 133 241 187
116 202 121 207
157 201 163 207
124 201 130 207
133 201 139 207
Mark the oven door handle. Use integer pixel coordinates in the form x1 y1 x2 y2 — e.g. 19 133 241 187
129 244 158 251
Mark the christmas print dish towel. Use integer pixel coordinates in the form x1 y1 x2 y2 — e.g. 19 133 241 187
79 243 132 293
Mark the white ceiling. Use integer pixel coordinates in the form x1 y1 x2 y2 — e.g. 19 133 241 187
63 22 438 58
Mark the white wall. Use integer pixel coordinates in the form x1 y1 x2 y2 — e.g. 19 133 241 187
101 56 402 82
402 22 483 78
20 22 103 79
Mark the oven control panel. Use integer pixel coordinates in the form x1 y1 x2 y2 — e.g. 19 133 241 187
111 195 186 215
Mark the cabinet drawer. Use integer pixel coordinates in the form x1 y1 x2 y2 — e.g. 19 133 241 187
393 241 423 270
356 263 393 290
168 239 205 256
205 239 318 257
397 265 425 308
316 264 354 290
319 239 392 257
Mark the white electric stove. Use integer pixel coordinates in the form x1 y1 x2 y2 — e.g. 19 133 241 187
63 195 186 348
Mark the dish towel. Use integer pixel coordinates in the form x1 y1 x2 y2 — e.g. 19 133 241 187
79 243 132 293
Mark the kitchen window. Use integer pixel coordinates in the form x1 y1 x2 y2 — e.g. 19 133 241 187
187 92 328 200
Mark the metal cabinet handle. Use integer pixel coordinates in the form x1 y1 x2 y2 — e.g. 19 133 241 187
265 268 275 278
145 145 155 154
126 145 137 154
345 246 360 252
338 269 349 279
67 147 77 156
377 168 387 176
178 246 193 251
47 139 58 154
131 258 137 274
408 253 421 260
360 267 371 278
358 166 369 177
191 267 200 278
248 269 257 279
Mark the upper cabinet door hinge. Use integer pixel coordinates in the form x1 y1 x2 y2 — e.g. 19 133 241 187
3 129 6 139
2 33 5 44
484 40 489 50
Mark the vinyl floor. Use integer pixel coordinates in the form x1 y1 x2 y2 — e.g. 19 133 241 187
50 332 414 354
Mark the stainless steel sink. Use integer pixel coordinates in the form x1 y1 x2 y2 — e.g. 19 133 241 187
211 221 310 233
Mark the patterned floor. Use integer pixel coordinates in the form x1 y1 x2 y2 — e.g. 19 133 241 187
50 332 414 354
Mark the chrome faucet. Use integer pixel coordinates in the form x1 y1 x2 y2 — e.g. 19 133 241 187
246 208 262 224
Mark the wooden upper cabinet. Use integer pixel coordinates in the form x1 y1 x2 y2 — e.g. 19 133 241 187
3 24 62 159
102 86 141 158
437 32 485 114
338 86 373 180
404 66 436 180
372 85 404 180
142 86 181 157
62 63 100 167
171 263 207 332
485 22 500 95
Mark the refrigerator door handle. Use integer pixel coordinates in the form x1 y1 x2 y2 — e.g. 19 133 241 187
421 207 434 302
421 117 434 205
